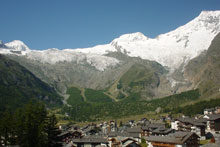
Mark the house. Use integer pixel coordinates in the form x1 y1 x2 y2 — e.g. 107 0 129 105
71 137 109 147
204 108 215 115
171 117 206 136
146 131 200 147
59 130 83 144
141 123 165 137
126 127 142 141
205 114 220 133
121 138 141 147
151 128 174 136
108 132 141 147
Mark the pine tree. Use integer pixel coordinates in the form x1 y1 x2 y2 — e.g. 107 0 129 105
45 114 62 147
0 110 13 146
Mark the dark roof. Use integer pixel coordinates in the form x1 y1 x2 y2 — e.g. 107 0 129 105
197 118 208 123
108 131 140 138
148 123 165 129
177 118 206 127
72 138 108 144
152 128 173 134
141 123 165 130
146 132 199 144
127 127 142 133
208 114 220 121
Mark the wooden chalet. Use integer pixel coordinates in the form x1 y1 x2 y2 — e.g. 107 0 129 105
71 137 109 147
146 132 200 147
206 114 220 132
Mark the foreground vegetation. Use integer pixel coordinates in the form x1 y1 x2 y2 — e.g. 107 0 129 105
0 101 61 147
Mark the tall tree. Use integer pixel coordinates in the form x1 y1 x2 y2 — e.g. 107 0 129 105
45 114 62 147
0 110 13 146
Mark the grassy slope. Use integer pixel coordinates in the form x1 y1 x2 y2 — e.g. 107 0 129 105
62 89 201 122
84 88 113 103
66 87 84 105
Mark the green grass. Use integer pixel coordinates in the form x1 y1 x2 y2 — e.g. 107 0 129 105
61 89 201 122
67 87 84 105
85 88 112 103
200 139 210 145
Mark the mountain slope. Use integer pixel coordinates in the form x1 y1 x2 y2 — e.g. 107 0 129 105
1 11 220 71
74 11 220 70
0 10 220 102
184 32 220 99
0 55 62 111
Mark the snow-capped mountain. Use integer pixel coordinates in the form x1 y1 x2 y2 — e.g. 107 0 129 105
0 40 30 55
1 10 220 71
74 11 220 70
5 40 30 51
27 49 119 71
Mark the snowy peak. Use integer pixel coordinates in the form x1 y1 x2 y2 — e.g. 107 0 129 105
0 40 30 55
5 40 30 51
108 10 220 69
1 10 220 71
198 10 220 21
112 32 148 43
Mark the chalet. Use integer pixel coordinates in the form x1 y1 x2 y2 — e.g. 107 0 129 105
146 132 200 147
126 127 142 140
171 117 206 136
71 137 109 147
204 108 216 115
59 130 83 144
141 123 165 137
205 114 220 133
108 131 140 142
151 128 174 136
121 138 141 147
108 131 141 147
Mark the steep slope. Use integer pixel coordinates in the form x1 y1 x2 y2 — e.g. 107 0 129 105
75 11 220 70
0 55 62 111
1 11 220 71
105 52 170 100
7 52 170 101
184 32 220 99
0 10 219 101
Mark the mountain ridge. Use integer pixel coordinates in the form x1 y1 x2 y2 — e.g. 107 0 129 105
1 10 220 71
1 10 220 101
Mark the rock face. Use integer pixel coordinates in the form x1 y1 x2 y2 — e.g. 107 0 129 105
0 10 220 100
184 32 220 99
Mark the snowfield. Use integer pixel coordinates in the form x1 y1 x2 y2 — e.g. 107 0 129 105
1 11 220 71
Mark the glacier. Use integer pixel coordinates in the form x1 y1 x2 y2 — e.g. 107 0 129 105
0 10 220 71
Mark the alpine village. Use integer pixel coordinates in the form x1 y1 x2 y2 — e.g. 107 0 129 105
1 2 220 147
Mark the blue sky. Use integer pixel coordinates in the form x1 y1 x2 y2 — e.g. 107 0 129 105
0 0 220 50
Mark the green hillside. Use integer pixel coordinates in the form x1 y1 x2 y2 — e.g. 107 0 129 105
67 87 84 105
85 88 113 103
61 89 200 122
0 55 62 111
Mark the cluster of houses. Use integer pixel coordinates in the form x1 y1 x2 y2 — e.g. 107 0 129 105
58 107 220 147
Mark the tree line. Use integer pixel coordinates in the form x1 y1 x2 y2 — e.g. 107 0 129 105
0 100 61 147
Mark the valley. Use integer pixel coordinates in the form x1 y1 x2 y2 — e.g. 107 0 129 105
0 10 220 123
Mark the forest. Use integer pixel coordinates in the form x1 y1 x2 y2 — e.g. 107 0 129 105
61 89 201 122
0 100 61 147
